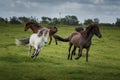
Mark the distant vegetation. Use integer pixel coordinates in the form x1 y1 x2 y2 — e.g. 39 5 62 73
0 16 120 27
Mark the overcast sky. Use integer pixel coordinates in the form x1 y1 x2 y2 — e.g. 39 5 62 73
0 0 120 23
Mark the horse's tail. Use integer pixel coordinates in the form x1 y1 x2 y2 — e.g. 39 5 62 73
53 35 69 42
15 37 29 46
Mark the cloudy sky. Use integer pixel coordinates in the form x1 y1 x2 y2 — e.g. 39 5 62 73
0 0 120 23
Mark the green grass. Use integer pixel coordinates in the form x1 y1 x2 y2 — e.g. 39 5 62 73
0 24 120 80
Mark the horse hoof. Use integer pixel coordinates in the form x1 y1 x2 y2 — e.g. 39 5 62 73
31 55 34 58
73 53 76 55
75 57 79 60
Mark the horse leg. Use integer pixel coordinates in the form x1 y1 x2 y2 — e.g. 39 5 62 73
48 35 52 45
86 48 90 62
35 49 41 57
68 43 72 60
55 38 58 45
72 46 76 55
75 48 82 60
70 46 77 60
31 49 37 58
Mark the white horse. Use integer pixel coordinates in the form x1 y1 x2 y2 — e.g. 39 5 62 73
29 27 49 58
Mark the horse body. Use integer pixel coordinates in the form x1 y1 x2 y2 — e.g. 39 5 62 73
29 34 44 49
70 33 83 48
29 27 49 58
68 23 102 61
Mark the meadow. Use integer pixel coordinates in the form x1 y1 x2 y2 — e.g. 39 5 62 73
0 23 120 80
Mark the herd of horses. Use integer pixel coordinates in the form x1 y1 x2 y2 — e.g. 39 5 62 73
16 22 102 62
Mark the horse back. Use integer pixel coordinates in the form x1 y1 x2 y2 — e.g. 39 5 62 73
70 32 83 48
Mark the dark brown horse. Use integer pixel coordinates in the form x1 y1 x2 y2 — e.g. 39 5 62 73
54 23 102 62
23 22 58 45
68 23 102 62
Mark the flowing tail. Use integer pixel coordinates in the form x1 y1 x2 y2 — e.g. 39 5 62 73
15 37 29 46
53 35 69 42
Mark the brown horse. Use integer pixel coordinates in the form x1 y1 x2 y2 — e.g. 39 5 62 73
23 22 58 45
68 23 102 62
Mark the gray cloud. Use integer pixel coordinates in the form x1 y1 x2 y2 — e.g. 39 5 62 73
0 0 120 23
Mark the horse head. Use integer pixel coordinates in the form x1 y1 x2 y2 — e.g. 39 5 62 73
37 28 50 44
24 22 41 33
87 23 102 38
24 22 33 31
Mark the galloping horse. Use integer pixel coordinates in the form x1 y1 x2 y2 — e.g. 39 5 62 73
68 23 102 61
54 23 102 62
29 27 49 58
16 22 58 45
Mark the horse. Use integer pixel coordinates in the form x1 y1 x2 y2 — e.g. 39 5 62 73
16 22 58 46
54 23 102 62
68 23 102 62
29 27 49 58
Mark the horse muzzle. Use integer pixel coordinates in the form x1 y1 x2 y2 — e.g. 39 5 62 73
98 34 102 38
45 42 47 44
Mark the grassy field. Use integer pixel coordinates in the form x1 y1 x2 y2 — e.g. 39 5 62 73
0 24 120 80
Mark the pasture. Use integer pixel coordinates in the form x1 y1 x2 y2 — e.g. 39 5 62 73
0 24 120 80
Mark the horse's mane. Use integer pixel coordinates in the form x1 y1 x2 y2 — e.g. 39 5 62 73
37 28 49 37
85 23 97 37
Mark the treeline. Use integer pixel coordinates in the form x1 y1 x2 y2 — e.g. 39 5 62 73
0 15 79 25
0 15 120 27
0 16 38 24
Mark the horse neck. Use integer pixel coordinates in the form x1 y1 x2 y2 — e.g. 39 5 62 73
84 28 94 42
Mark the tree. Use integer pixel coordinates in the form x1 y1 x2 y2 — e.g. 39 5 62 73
84 19 93 25
0 17 5 22
10 16 21 24
41 16 49 23
94 18 99 24
18 16 30 23
60 18 67 25
30 16 39 24
63 15 79 25
52 18 60 24
5 18 8 23
115 18 120 27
